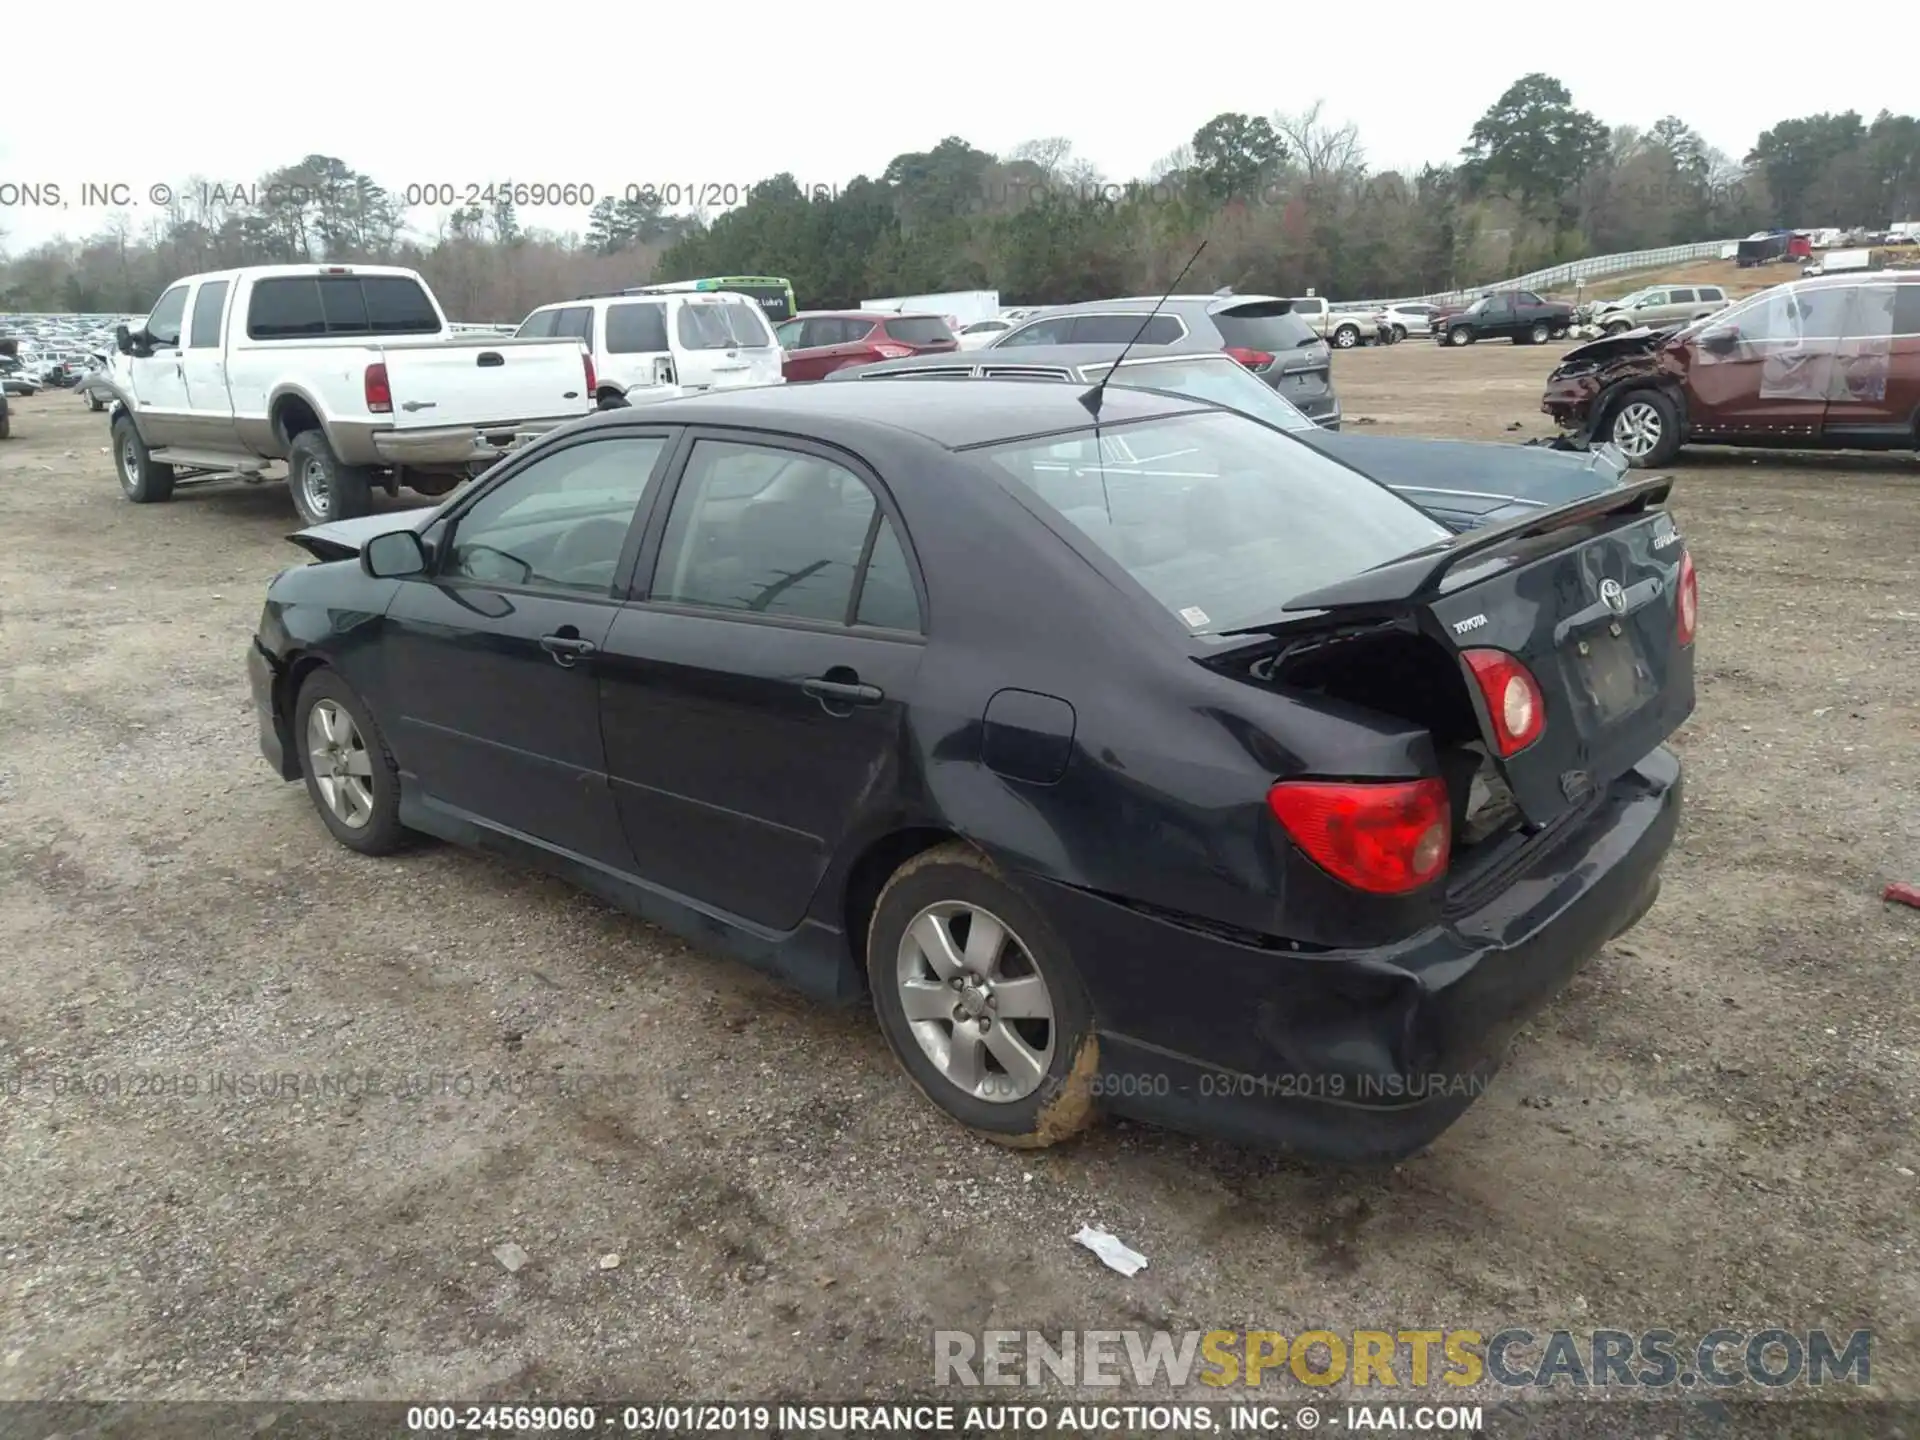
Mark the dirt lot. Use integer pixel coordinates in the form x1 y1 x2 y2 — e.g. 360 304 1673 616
2 346 1917 1424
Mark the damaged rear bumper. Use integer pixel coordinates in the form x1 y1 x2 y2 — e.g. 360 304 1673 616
1025 748 1683 1162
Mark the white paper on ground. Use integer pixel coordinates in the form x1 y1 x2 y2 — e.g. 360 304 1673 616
1073 1225 1147 1276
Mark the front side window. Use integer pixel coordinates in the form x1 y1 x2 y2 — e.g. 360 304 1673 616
997 316 1075 347
443 436 669 594
650 440 916 629
517 309 558 339
146 285 190 347
981 411 1446 634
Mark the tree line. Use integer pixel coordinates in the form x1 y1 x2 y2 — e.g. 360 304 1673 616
3 77 1916 321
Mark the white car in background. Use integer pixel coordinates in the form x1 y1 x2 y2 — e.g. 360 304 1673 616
955 316 1019 350
1383 303 1440 339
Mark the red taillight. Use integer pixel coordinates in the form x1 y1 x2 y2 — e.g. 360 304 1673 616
583 350 597 397
363 362 392 414
872 343 913 359
1462 649 1546 756
1676 550 1697 645
1267 778 1451 895
1224 346 1275 369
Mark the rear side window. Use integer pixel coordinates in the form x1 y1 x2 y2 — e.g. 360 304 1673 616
1070 314 1184 344
1891 285 1920 335
188 280 229 348
883 317 954 345
605 302 670 354
1212 304 1317 353
1699 288 1725 301
1668 289 1696 304
248 276 441 340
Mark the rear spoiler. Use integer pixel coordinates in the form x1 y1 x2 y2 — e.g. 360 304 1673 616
1268 473 1673 618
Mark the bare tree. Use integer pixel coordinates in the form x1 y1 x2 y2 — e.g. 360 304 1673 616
1271 102 1366 186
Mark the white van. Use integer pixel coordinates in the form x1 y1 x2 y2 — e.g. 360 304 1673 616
516 290 784 405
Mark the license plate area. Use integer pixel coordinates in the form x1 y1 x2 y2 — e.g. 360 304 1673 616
1569 625 1654 724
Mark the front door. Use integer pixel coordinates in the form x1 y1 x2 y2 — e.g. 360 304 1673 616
1687 285 1843 441
179 277 233 447
598 433 926 930
378 429 676 868
127 282 192 447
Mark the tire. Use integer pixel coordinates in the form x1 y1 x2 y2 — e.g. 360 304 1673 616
1332 325 1360 349
287 430 373 527
1605 388 1683 468
867 842 1099 1149
0 409 9 441
1604 321 1631 336
1526 322 1551 345
1448 326 1475 346
293 668 409 855
111 413 174 502
1390 324 1407 342
596 389 630 410
1550 326 1569 340
86 391 106 412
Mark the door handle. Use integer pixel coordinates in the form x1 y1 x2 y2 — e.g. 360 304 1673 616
802 676 883 707
539 633 597 667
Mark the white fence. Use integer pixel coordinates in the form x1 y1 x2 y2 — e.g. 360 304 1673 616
1344 239 1738 308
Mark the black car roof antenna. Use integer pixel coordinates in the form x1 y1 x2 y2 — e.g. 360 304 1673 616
1077 238 1208 421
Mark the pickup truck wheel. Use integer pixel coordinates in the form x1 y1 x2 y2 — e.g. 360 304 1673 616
1606 389 1682 468
1448 326 1475 347
1332 325 1360 349
112 414 174 502
287 431 373 526
1526 322 1551 345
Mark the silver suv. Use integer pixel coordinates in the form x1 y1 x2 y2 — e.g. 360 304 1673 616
985 294 1340 427
1590 284 1731 335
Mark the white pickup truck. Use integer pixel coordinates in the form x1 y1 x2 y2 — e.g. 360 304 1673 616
105 264 597 524
1288 296 1396 349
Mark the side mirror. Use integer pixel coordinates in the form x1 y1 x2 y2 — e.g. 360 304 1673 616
114 324 133 355
1701 327 1740 355
361 530 430 579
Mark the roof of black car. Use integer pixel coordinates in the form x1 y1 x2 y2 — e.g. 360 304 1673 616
584 377 1211 449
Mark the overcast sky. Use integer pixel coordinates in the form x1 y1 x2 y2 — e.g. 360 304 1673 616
0 1 1891 251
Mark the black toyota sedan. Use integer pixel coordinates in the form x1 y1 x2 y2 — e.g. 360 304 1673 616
248 380 1695 1161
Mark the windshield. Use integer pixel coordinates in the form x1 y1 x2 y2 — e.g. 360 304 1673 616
981 411 1447 634
1466 297 1491 315
1093 357 1316 432
678 299 772 350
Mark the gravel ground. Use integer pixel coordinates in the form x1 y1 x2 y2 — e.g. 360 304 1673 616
1 347 1916 1427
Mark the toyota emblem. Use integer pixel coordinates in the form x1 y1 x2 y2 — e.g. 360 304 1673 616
1599 578 1626 614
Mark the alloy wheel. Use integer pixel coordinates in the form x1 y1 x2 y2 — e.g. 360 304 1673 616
1611 401 1664 459
306 699 374 828
895 901 1055 1103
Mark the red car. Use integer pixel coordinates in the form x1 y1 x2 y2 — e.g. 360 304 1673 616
773 311 958 381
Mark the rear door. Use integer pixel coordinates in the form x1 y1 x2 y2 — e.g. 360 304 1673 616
1824 282 1913 442
880 316 959 356
598 433 926 929
601 300 673 393
179 276 234 445
673 294 783 390
1213 301 1335 417
377 428 677 866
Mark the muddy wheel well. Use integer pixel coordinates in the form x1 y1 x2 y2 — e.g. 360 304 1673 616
842 826 958 970
272 395 323 448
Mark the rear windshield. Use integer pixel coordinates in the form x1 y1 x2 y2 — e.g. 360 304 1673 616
1212 303 1318 352
1096 357 1316 431
982 411 1445 634
677 299 772 350
883 316 954 345
605 302 670 353
247 275 440 340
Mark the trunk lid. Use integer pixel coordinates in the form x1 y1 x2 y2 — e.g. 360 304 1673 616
377 337 594 429
1269 476 1694 828
287 507 436 563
